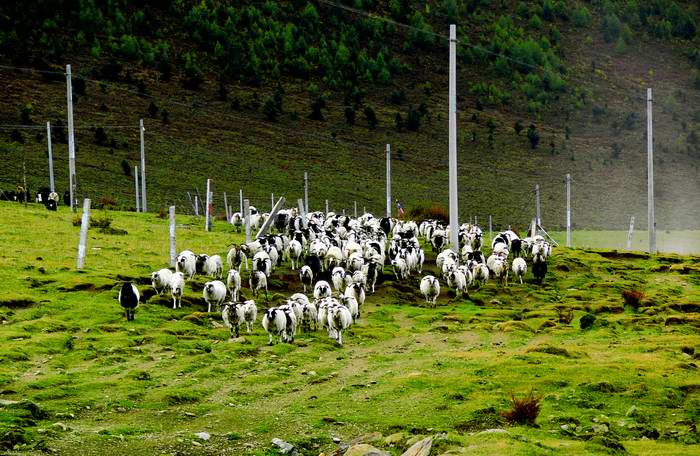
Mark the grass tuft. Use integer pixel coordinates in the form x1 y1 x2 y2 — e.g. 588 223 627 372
500 391 542 426
622 289 645 308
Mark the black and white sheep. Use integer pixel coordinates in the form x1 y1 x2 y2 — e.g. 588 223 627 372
222 300 257 337
250 271 269 299
300 265 313 293
262 307 296 345
313 280 332 300
118 282 140 321
419 275 440 307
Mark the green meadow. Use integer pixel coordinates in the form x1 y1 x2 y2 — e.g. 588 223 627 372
0 201 698 455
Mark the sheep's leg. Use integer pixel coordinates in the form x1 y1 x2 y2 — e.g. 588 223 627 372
207 302 211 313
268 332 273 345
519 276 523 285
235 324 240 338
172 298 176 310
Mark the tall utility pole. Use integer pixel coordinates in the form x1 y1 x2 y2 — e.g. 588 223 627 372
386 144 391 218
535 184 541 228
47 122 55 193
304 171 309 213
647 88 656 254
66 64 76 212
566 174 571 248
448 24 459 254
140 119 147 212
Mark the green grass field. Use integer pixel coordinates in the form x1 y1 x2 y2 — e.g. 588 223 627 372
0 201 699 455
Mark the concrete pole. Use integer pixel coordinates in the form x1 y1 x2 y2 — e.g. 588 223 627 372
325 199 329 215
76 198 91 269
566 174 571 248
139 119 147 212
627 216 635 251
244 199 251 243
194 195 199 216
386 144 391 217
47 121 55 193
304 171 309 213
223 192 230 222
448 24 459 254
169 206 176 266
256 197 286 238
239 188 243 215
535 184 541 228
66 64 76 212
205 178 212 231
363 206 366 215
134 166 140 212
647 88 656 254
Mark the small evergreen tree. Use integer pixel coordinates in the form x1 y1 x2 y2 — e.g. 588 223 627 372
527 124 540 149
364 106 378 129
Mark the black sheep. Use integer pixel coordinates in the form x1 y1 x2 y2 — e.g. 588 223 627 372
533 260 548 285
118 282 140 321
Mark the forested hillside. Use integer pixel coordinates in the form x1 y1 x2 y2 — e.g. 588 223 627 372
1 0 700 229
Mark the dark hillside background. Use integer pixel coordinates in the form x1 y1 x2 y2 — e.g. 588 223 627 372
1 0 700 229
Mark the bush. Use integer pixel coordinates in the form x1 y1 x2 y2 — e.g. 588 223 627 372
572 6 591 28
120 160 131 176
96 197 117 210
405 105 421 131
527 124 540 149
557 307 574 324
263 97 279 121
500 391 541 425
622 290 644 309
406 201 448 223
364 106 378 129
580 314 596 330
344 106 356 125
94 127 108 146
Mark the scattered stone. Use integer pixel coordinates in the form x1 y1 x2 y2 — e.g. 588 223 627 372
592 423 609 434
401 437 432 456
476 429 509 435
347 432 383 446
579 314 596 330
626 405 639 417
52 422 68 431
271 437 296 455
194 432 210 441
333 437 342 443
184 412 196 417
344 444 390 456
191 440 201 447
384 432 407 446
492 321 534 333
538 320 556 331
210 320 224 329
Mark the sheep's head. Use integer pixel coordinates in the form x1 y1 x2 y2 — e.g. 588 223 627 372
151 272 159 281
205 282 214 293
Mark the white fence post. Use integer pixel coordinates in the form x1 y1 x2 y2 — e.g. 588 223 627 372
627 216 635 251
66 64 77 212
256 197 286 238
566 173 572 248
76 198 91 269
535 184 541 227
297 198 308 228
169 206 176 266
134 166 140 212
386 144 391 217
205 178 212 232
325 199 329 215
194 195 199 216
244 199 251 243
140 119 147 212
223 192 230 222
47 121 55 193
304 171 309 213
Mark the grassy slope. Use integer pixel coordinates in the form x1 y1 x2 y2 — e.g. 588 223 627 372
1 2 700 230
0 202 699 455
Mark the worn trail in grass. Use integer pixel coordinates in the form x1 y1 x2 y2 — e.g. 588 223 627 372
0 202 698 455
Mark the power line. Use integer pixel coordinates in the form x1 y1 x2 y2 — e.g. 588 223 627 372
0 124 139 130
0 64 65 75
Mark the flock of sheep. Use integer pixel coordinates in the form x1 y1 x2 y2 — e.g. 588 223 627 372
118 208 553 346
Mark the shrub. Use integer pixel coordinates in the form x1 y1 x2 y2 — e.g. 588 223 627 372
557 307 573 324
120 160 131 176
344 106 356 125
406 201 448 223
527 124 540 149
572 6 591 28
364 106 378 129
94 127 108 146
96 197 117 210
500 391 542 425
263 97 279 121
580 314 596 330
622 290 644 309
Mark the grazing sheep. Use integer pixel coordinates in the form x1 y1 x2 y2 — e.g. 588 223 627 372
313 280 332 300
391 258 408 281
364 261 380 294
222 300 257 337
512 257 528 284
532 253 547 285
347 252 364 273
304 254 323 279
289 292 311 308
175 250 197 279
300 300 318 332
331 267 346 292
226 269 242 301
226 245 248 272
262 307 295 345
230 212 243 232
344 283 366 308
250 271 269 300
419 275 440 307
151 268 173 296
203 280 227 313
118 282 140 321
447 269 469 298
204 254 224 279
340 295 360 320
471 262 490 287
252 251 272 277
300 265 314 293
169 272 185 309
289 240 303 270
327 305 353 346
325 245 343 271
487 255 508 286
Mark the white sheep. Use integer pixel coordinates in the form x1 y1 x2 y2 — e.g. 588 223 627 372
340 295 360 320
226 269 242 301
512 257 528 284
250 271 268 300
420 275 440 307
203 280 227 313
169 272 185 309
391 258 408 281
447 269 469 298
222 300 257 337
471 262 490 287
300 265 313 293
487 254 508 286
347 252 365 273
331 267 346 292
344 283 365 308
262 307 296 345
301 301 318 332
204 255 224 279
313 280 332 300
226 245 248 272
151 268 173 295
175 250 197 279
289 240 303 270
327 304 353 345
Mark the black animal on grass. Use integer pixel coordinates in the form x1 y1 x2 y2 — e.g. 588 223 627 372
118 282 140 321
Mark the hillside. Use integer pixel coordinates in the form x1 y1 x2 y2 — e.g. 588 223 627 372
1 1 700 230
0 202 699 454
